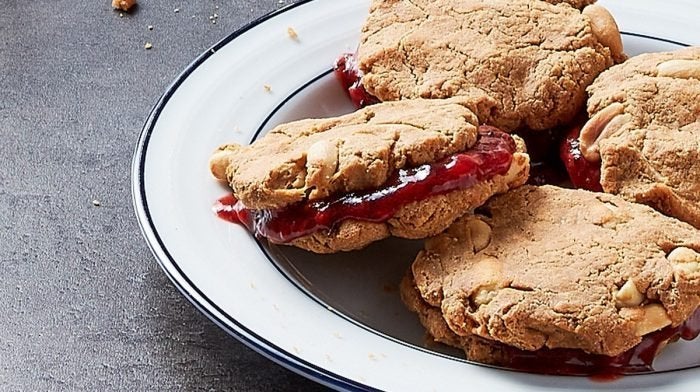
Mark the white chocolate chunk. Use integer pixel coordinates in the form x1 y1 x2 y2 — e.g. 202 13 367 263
668 247 700 263
468 219 492 253
473 286 498 306
668 247 700 277
657 60 700 80
305 140 339 199
615 279 644 308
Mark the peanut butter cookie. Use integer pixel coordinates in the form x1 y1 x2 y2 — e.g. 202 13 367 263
408 185 700 359
355 0 624 131
573 48 700 228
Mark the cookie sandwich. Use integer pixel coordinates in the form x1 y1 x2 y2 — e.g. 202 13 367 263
336 0 625 131
210 98 529 253
403 185 700 374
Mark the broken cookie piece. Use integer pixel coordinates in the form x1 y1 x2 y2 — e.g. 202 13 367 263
562 47 700 228
404 185 700 373
337 0 624 131
401 269 700 375
112 0 137 12
210 98 529 253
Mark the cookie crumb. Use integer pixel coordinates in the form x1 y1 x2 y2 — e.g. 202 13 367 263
263 84 272 93
144 42 153 50
287 27 298 40
92 199 101 207
112 0 137 12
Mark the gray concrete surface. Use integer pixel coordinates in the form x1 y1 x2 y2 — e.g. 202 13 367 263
0 1 329 390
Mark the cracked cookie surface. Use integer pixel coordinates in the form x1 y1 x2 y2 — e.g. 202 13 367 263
211 97 483 210
411 185 700 356
580 48 700 228
357 0 623 131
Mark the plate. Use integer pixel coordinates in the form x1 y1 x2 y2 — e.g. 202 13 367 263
132 1 700 390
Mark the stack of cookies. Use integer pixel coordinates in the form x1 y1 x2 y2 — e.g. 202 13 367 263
210 0 700 375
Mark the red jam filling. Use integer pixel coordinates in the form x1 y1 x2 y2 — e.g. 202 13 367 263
495 307 700 376
560 123 603 192
334 52 380 108
215 127 516 243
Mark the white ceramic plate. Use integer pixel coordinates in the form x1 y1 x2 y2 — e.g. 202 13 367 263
133 1 700 390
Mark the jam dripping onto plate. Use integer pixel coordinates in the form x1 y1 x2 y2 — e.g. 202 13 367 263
215 127 515 243
492 307 700 377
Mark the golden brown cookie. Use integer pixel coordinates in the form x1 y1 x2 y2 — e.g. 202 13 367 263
409 185 700 357
357 0 624 131
210 98 530 253
577 48 700 228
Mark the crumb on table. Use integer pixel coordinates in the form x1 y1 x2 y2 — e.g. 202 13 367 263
287 27 298 40
112 0 137 12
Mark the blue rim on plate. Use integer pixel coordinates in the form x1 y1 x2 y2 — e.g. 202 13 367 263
132 1 374 390
132 1 693 390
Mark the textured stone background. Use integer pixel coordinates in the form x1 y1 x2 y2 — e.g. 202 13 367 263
0 1 328 390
